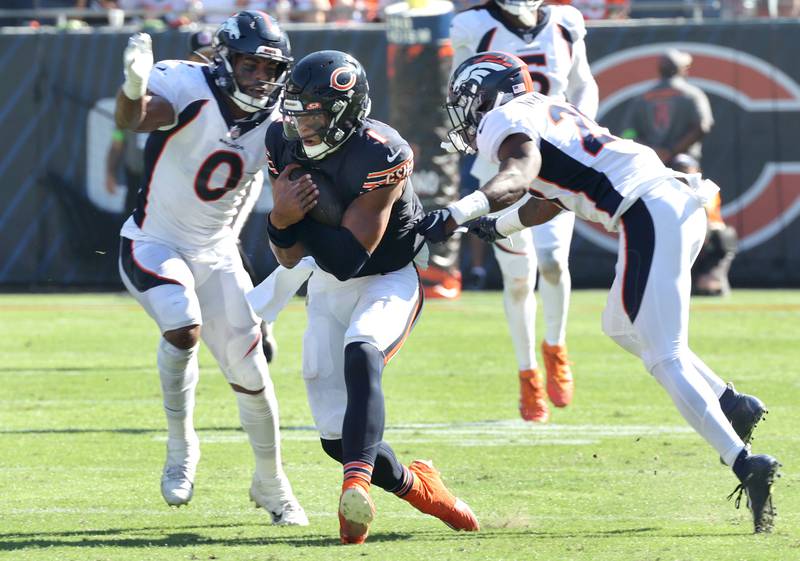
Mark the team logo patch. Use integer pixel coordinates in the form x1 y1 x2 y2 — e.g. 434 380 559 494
220 17 241 40
330 67 356 91
578 42 800 253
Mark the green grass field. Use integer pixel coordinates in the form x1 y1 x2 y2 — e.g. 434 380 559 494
1 290 798 561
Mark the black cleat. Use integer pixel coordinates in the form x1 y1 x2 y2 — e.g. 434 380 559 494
729 453 781 533
720 383 767 445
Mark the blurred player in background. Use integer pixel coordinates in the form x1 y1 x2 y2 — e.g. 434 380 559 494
264 50 479 544
420 52 779 533
449 0 599 422
113 11 307 525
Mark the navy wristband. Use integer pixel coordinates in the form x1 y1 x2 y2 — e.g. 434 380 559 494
267 213 298 248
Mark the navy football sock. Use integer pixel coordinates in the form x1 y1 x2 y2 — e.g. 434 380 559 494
342 342 386 468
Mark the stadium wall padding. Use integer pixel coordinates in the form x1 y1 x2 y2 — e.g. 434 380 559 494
0 21 797 288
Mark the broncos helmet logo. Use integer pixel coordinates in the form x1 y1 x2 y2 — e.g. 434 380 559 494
219 17 241 40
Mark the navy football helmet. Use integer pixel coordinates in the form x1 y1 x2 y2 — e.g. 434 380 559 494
445 51 533 154
281 50 371 160
211 11 292 113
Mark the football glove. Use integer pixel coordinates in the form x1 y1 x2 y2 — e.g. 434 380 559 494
467 216 505 243
415 209 454 244
122 32 153 100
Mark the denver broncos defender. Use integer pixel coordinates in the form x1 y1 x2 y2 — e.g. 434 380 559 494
421 51 779 534
114 12 307 525
449 0 599 422
264 50 479 544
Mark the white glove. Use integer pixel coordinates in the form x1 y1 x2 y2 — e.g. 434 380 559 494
122 32 153 100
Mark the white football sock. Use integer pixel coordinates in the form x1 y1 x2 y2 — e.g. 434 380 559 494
538 263 570 346
687 349 728 398
157 338 199 444
502 274 537 370
651 355 745 466
236 385 285 483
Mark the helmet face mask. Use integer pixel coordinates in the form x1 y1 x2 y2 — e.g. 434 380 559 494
212 11 292 113
281 50 371 160
494 0 544 26
445 52 534 155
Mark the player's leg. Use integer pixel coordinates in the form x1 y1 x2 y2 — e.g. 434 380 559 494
119 237 202 506
532 211 576 407
493 230 548 422
613 187 779 531
197 248 306 525
345 265 478 539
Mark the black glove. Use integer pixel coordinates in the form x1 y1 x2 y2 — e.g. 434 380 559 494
467 216 505 243
415 209 454 243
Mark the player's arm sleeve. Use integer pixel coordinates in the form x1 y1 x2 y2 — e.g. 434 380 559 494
264 122 284 180
294 219 370 281
449 15 476 73
145 62 190 130
565 38 599 120
477 108 540 165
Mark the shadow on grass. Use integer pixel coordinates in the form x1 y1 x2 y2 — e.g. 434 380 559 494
0 524 412 550
0 524 750 551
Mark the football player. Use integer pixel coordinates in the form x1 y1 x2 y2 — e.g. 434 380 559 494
420 52 779 533
264 50 480 544
114 12 307 525
449 0 599 422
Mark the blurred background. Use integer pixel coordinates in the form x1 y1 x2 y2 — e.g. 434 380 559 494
0 0 797 293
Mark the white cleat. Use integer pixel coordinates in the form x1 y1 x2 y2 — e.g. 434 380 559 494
160 437 200 507
249 475 309 526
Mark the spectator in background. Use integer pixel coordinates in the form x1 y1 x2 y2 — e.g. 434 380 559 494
623 49 714 167
672 153 738 297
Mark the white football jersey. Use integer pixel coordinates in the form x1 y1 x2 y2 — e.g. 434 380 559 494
477 93 670 231
121 60 277 253
450 4 596 117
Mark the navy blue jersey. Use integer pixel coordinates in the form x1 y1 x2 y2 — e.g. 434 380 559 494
265 118 424 276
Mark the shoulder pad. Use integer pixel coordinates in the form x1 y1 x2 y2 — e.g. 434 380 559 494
551 5 586 42
359 125 414 193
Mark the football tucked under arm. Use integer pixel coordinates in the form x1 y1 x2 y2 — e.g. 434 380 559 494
289 167 345 227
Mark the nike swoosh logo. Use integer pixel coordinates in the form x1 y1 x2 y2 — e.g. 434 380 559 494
387 148 403 162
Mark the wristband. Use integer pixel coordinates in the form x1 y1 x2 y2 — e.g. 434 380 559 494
267 213 298 248
495 210 526 237
447 191 490 225
122 76 146 100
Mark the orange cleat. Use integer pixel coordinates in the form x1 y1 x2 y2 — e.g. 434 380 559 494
402 460 479 532
541 341 574 408
519 368 550 422
338 481 375 545
419 266 462 300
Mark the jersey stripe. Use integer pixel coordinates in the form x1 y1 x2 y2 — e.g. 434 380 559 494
134 99 208 228
119 237 183 292
382 274 424 364
619 199 655 323
477 27 497 52
538 139 623 218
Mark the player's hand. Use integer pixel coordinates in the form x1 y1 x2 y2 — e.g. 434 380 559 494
270 164 318 229
467 216 505 243
122 32 153 100
415 209 457 243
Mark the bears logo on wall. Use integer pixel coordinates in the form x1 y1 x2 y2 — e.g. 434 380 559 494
578 42 800 253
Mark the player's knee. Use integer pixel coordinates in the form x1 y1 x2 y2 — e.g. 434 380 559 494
163 324 201 350
320 438 343 463
538 254 565 285
504 276 533 303
344 342 384 392
225 330 269 393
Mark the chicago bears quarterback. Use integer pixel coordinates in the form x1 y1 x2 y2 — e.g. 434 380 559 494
420 51 779 533
449 0 599 423
114 11 307 525
264 50 479 544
